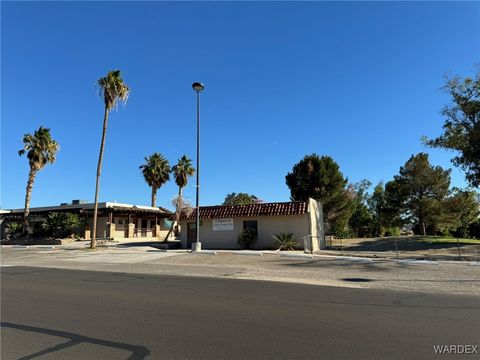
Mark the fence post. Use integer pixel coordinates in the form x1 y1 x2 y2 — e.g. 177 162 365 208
456 237 462 260
394 237 399 259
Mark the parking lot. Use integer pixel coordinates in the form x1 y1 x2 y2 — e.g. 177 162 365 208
2 245 479 295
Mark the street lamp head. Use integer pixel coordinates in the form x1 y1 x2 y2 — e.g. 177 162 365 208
192 82 205 92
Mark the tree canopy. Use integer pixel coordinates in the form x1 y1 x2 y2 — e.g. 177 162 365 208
387 153 451 235
285 154 352 236
139 153 170 207
424 68 480 187
223 193 259 206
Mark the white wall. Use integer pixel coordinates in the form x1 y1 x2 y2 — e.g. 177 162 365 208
180 214 310 250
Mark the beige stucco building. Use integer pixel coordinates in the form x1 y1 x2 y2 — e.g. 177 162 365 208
179 198 324 251
1 200 174 241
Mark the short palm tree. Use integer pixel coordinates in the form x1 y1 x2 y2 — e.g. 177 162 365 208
91 70 130 249
18 126 59 230
140 153 171 207
170 155 195 236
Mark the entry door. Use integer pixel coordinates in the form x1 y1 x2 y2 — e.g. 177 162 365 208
141 219 148 237
187 222 196 247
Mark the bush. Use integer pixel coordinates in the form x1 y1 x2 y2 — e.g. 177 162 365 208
238 229 257 249
384 227 401 236
43 212 86 238
273 232 299 250
468 220 480 239
330 223 353 239
5 222 23 239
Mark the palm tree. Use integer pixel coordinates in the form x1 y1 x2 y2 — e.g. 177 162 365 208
91 70 130 249
18 126 60 230
169 155 195 237
140 153 171 207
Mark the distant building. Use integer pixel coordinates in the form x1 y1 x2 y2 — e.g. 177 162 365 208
179 198 324 251
0 200 173 241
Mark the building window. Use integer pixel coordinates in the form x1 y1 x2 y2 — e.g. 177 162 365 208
243 220 258 234
117 219 124 225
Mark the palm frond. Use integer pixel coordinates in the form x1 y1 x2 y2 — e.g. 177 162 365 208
19 126 59 171
98 70 130 111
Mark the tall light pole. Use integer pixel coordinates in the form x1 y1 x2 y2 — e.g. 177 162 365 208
192 82 204 252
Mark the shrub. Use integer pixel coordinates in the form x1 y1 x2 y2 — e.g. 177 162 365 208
384 227 401 236
273 232 299 250
43 212 86 238
238 229 257 249
330 223 353 239
5 222 23 239
468 220 480 239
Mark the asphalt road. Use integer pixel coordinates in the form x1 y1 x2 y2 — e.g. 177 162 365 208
1 267 479 360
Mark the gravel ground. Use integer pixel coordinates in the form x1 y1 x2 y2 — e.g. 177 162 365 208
1 245 479 296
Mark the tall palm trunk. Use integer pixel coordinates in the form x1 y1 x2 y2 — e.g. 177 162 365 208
23 168 37 230
151 187 157 207
164 186 183 241
91 107 109 249
174 187 183 235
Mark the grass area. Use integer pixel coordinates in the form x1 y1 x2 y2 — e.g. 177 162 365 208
417 236 480 245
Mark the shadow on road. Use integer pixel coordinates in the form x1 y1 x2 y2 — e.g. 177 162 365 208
0 322 150 360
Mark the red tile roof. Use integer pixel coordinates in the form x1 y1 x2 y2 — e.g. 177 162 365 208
180 201 308 220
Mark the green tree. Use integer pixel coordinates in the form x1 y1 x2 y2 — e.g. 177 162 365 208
170 155 195 236
423 68 480 187
140 153 171 207
18 126 60 230
389 153 451 235
348 180 373 238
285 154 352 236
91 70 130 249
367 182 402 237
223 193 259 206
441 188 480 238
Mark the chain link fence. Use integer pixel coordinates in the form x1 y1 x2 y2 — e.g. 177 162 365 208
324 235 480 261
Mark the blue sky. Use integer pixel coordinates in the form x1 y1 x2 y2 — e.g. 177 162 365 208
2 1 479 210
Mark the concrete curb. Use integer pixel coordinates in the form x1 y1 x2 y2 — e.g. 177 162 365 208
191 250 217 255
280 253 315 260
233 252 263 256
397 259 439 266
335 256 373 263
469 262 480 266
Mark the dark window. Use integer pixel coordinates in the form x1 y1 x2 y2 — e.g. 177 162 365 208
141 219 148 229
243 220 258 234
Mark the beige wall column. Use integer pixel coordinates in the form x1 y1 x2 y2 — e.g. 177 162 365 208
154 224 161 238
307 198 325 251
127 223 135 238
107 222 116 239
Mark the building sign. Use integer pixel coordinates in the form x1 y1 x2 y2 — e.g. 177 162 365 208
213 218 234 231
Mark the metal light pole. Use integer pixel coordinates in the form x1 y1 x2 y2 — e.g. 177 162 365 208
192 82 204 252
